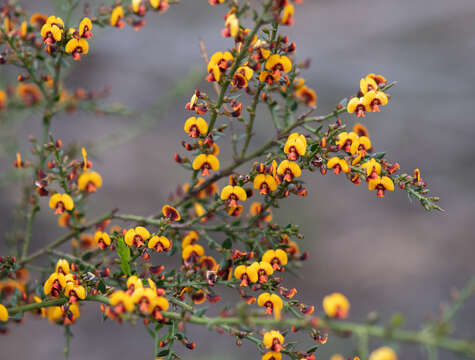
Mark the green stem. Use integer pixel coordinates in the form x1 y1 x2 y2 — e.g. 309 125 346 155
206 0 273 135
7 297 475 357
19 210 117 265
21 204 39 261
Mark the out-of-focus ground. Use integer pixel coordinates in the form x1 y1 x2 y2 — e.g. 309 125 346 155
1 0 475 359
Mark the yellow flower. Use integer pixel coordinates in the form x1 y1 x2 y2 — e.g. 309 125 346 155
327 157 349 174
132 287 157 313
182 244 205 262
360 77 378 95
232 66 254 89
262 352 282 360
20 20 27 38
234 263 258 286
44 272 67 297
184 116 208 137
206 51 234 82
150 296 169 320
0 89 6 109
221 185 247 207
40 16 63 44
347 97 370 118
192 154 220 177
224 12 239 38
49 193 74 214
361 158 381 179
259 70 281 85
281 4 294 26
265 55 292 74
109 290 134 313
366 73 387 87
126 275 143 293
277 160 301 182
253 261 273 283
110 6 125 28
322 292 350 319
93 231 111 250
78 17 93 38
124 226 150 247
336 132 359 153
368 176 394 198
253 174 277 195
162 204 181 221
330 355 345 360
150 0 169 12
182 231 199 249
257 293 283 319
78 171 102 192
284 133 307 160
64 283 86 302
263 330 284 352
148 235 172 252
262 249 288 271
369 347 397 360
65 38 89 61
55 259 70 275
0 304 8 322
350 136 372 156
363 90 388 112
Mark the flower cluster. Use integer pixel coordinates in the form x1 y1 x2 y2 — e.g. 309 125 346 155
0 1 456 360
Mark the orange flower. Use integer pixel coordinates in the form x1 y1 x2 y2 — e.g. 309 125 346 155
281 4 294 26
162 205 181 221
296 85 317 107
17 83 42 106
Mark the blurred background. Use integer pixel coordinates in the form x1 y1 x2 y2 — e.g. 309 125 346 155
1 0 475 359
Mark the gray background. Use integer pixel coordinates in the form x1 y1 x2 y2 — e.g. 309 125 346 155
1 0 475 359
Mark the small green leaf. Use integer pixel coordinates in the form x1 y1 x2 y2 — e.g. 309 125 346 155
116 237 131 276
222 238 232 249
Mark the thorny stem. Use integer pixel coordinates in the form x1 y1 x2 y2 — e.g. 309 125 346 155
20 204 39 260
205 0 273 136
19 209 118 265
